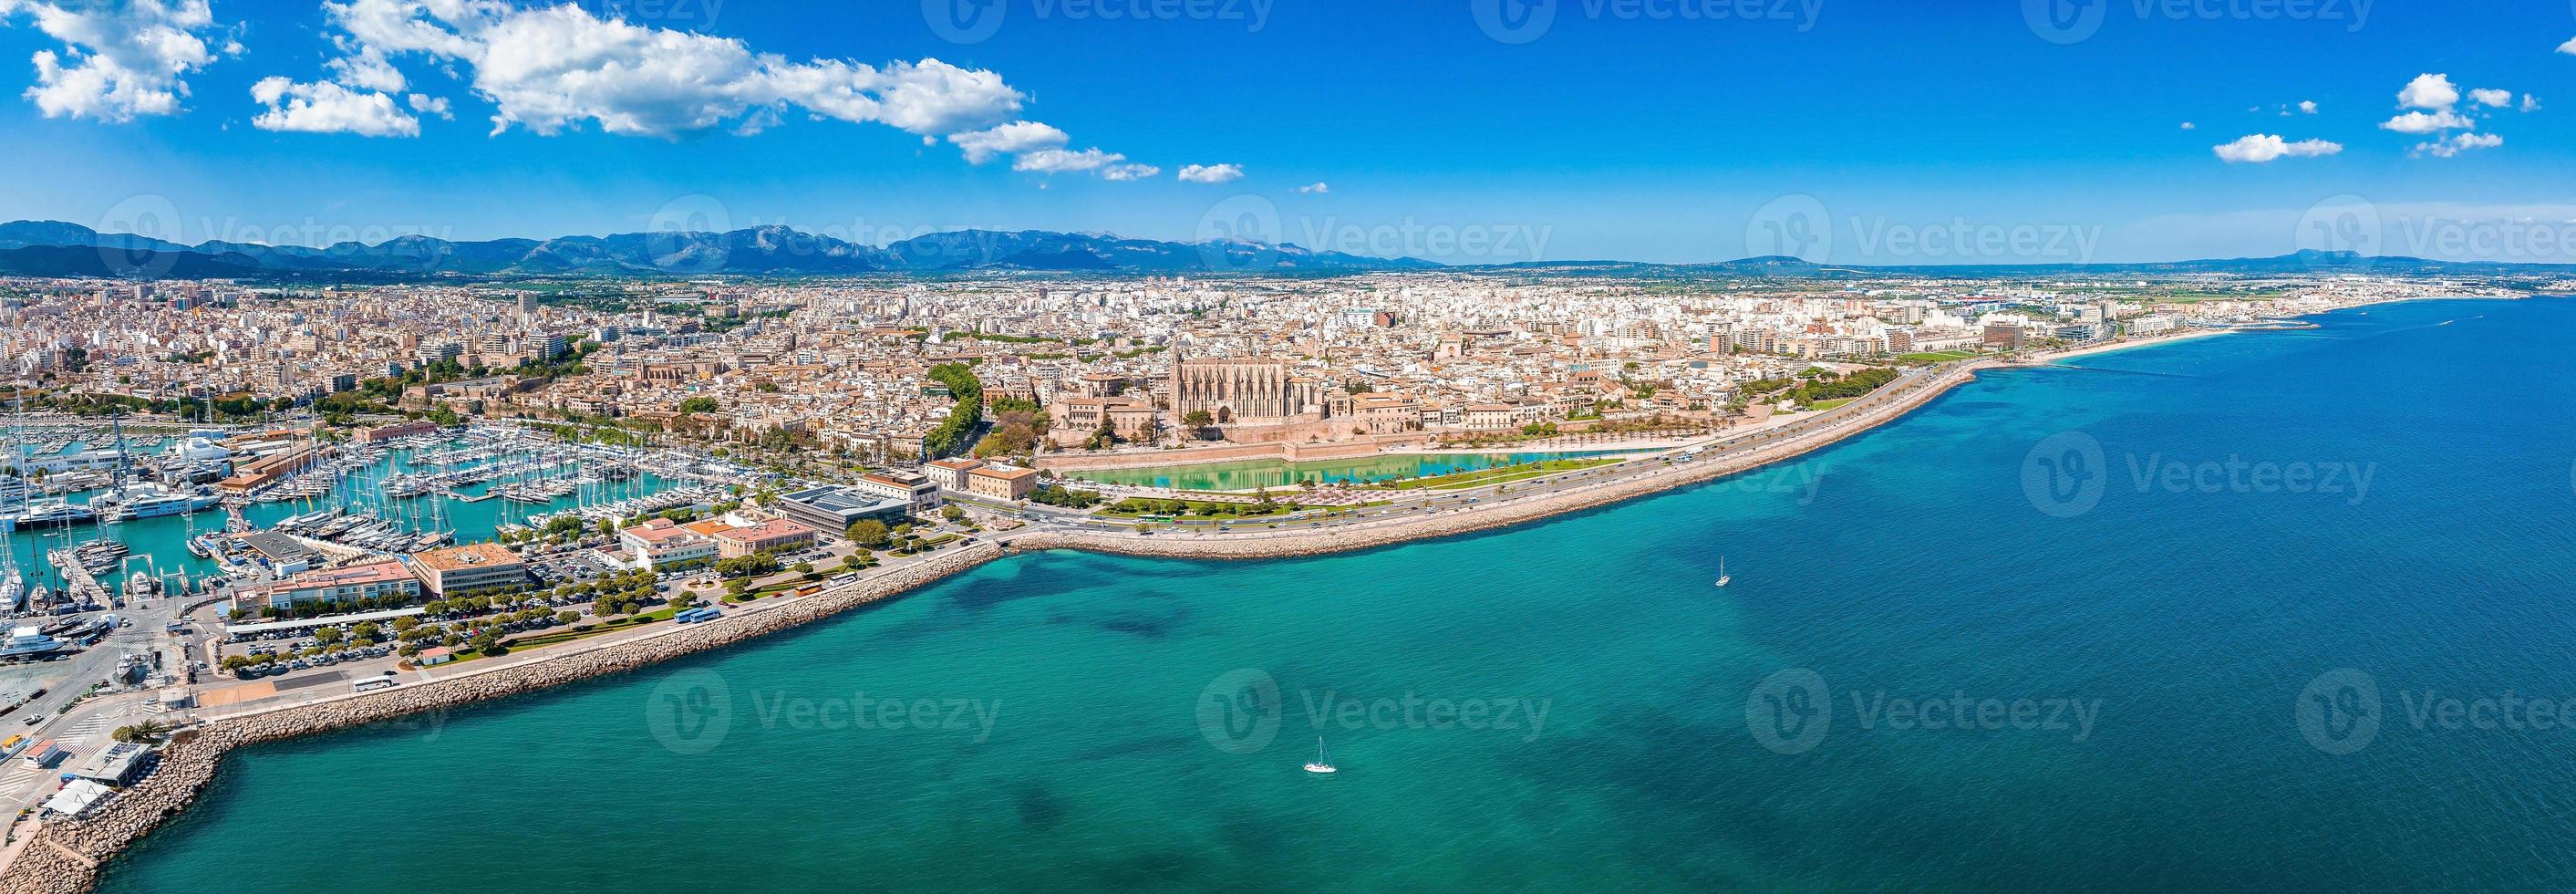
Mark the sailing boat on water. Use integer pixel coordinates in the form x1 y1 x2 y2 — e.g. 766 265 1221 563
1712 556 1732 588
1304 736 1337 774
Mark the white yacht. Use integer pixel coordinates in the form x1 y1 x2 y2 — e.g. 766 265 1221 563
8 500 97 529
1304 737 1337 774
0 626 61 659
94 483 219 522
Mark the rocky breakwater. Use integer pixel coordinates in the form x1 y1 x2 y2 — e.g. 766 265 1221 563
1007 362 1993 562
0 543 1008 894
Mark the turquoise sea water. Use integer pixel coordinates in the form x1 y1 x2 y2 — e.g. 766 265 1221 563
100 298 2576 891
1060 450 1632 491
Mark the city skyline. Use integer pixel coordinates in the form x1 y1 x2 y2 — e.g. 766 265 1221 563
6 1 2576 264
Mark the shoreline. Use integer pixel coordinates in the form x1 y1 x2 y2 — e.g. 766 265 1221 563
0 303 2457 892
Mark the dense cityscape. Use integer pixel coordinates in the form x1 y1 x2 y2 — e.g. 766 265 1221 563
4 0 2572 889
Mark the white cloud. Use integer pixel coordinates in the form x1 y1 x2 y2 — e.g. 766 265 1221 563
250 77 419 137
949 120 1068 163
1176 162 1243 184
1100 162 1158 181
2396 73 2458 109
2416 131 2502 158
2379 109 2473 134
265 0 1133 172
1295 182 1329 193
2298 99 2317 114
326 47 405 94
2523 94 2542 112
1013 147 1157 181
2468 88 2511 108
2559 36 2576 55
2178 121 2195 130
406 92 449 118
2212 134 2343 163
3 0 228 120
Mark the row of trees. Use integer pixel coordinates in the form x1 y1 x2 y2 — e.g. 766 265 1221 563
921 363 985 457
1029 484 1104 509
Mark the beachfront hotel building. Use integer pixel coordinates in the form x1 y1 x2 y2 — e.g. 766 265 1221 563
774 484 916 536
924 457 986 491
232 559 422 613
402 543 531 596
966 465 1040 502
621 518 719 569
691 517 821 558
853 471 943 511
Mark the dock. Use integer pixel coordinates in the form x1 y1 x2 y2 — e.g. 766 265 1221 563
42 548 109 604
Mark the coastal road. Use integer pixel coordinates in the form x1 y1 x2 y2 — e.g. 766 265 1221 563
972 361 1972 543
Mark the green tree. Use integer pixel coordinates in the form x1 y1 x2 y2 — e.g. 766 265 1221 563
845 519 891 548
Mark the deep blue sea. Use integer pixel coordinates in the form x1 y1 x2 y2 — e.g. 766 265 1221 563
98 297 2576 892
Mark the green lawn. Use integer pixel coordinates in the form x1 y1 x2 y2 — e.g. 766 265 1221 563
1398 457 1619 491
1806 398 1855 411
1895 350 1981 364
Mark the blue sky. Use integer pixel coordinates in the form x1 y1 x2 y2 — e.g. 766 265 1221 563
4 0 2575 265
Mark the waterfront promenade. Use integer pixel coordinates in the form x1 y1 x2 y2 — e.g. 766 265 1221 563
0 330 2226 893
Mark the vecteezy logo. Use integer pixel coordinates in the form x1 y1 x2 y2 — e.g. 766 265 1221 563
1473 0 1556 44
646 669 733 754
97 192 183 279
2296 669 2380 755
1746 668 1831 754
2293 193 2380 272
2022 0 2105 44
925 0 1007 44
645 193 731 275
1195 668 1282 754
2021 431 2107 518
1743 193 1833 263
1195 194 1284 275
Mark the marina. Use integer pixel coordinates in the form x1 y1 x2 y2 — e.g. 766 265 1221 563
2 422 701 626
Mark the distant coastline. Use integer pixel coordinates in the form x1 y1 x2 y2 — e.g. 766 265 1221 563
0 296 2495 894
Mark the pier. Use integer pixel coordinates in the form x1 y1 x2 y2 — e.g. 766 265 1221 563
42 547 109 605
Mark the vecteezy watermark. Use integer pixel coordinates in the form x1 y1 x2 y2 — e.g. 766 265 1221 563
1194 194 1556 273
926 0 1274 43
96 192 184 278
1746 667 1830 754
647 668 734 754
748 690 1002 743
2296 668 2576 755
2022 431 2376 517
93 192 461 278
1748 668 2100 754
1712 462 1828 504
1742 194 2103 265
1473 0 1822 44
2021 431 2109 518
573 0 724 26
1195 668 1552 754
645 669 1001 754
354 706 449 743
2293 193 2380 271
646 193 734 275
1197 667 1284 754
2023 0 2372 44
2295 669 2378 754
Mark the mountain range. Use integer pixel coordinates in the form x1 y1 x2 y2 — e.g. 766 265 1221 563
0 221 1437 280
4 219 2573 281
